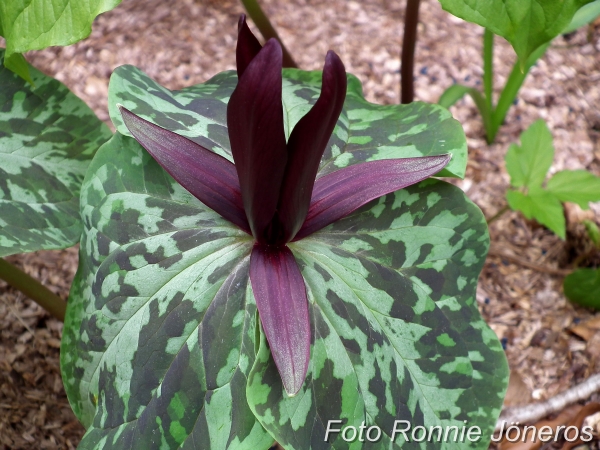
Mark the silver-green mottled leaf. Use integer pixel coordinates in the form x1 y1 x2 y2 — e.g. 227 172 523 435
108 66 466 178
64 65 506 449
247 180 508 449
61 133 272 449
0 50 111 257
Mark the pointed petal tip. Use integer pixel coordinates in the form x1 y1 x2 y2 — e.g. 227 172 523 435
284 384 302 397
236 14 263 78
263 37 283 54
238 14 247 30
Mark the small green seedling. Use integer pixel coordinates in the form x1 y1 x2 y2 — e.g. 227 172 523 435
505 119 600 240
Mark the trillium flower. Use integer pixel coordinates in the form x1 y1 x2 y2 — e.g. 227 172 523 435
118 16 450 396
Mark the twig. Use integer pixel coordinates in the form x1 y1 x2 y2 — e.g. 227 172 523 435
487 247 571 276
0 258 66 322
496 373 600 431
0 293 35 335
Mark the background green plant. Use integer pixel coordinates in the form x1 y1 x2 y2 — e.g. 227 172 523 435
437 0 600 143
504 119 600 310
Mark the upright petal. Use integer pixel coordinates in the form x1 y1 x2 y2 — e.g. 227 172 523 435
120 106 250 232
250 244 310 396
236 14 263 78
227 39 288 243
276 51 347 243
295 154 451 240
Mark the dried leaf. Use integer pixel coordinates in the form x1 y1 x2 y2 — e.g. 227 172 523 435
568 316 600 341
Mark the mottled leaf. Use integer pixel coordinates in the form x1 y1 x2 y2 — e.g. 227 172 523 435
0 49 111 257
61 133 272 448
438 0 594 64
247 179 508 449
107 66 466 178
64 62 507 449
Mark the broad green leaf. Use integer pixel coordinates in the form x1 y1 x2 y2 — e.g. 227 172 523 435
505 119 554 189
546 170 600 209
564 268 600 309
248 180 507 449
438 0 594 64
0 0 122 58
506 188 565 238
563 0 600 33
108 66 467 178
61 133 272 448
0 49 111 257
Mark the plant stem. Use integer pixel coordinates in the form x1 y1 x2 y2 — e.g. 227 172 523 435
239 0 297 68
400 0 421 104
490 43 549 143
486 205 509 224
0 258 66 322
482 28 494 113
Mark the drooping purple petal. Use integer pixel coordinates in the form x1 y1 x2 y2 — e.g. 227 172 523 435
294 154 451 240
250 243 310 396
236 15 262 78
276 51 347 244
227 39 288 243
119 106 250 232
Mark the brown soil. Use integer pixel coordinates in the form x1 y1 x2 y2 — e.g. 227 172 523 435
1 0 599 448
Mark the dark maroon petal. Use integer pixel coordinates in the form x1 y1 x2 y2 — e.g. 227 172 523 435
295 154 451 240
250 244 310 396
227 39 288 243
236 14 262 78
119 106 250 233
276 51 347 243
